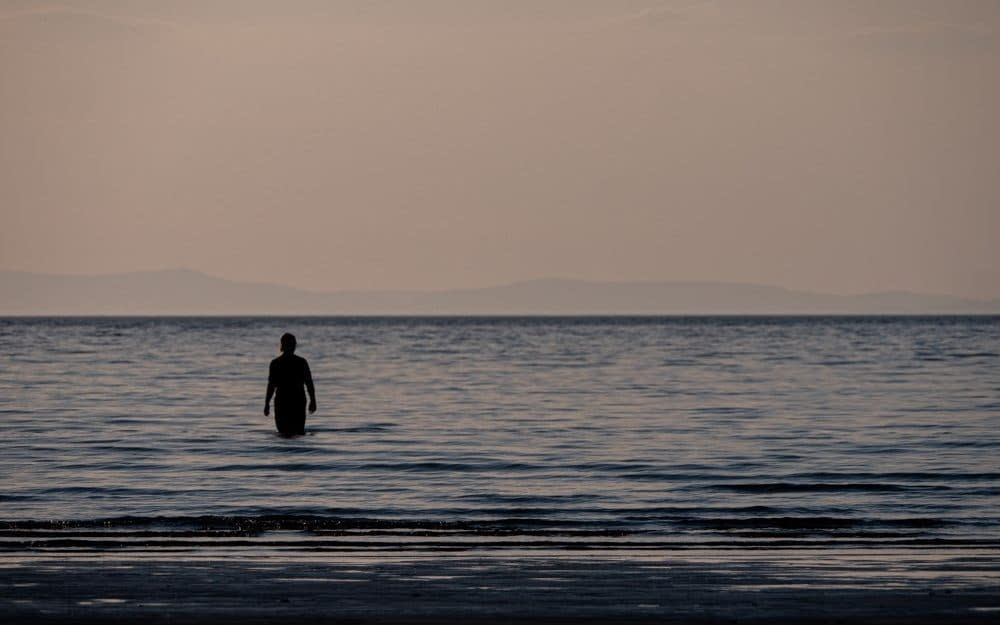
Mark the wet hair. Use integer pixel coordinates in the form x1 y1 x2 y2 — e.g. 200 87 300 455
280 333 297 354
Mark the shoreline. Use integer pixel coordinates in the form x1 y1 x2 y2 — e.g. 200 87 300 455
2 547 997 624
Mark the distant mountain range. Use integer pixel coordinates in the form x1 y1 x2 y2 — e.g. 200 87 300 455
1 269 997 315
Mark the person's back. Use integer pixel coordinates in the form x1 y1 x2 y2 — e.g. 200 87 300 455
264 333 316 436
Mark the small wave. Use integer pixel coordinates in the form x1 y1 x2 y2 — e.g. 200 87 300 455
325 423 397 433
202 461 543 473
626 470 1000 482
789 472 1000 482
38 486 186 496
677 516 949 531
204 463 334 472
947 351 998 359
708 483 948 493
0 494 34 502
455 494 601 504
936 440 999 449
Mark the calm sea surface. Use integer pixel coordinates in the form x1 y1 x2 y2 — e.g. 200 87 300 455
1 317 998 550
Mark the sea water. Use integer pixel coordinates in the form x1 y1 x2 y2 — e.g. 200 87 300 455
1 316 997 549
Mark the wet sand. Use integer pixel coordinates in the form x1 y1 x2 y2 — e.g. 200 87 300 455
2 548 998 624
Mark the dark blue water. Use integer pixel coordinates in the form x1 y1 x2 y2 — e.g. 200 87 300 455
1 317 997 549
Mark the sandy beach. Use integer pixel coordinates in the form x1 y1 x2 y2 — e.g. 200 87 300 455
2 546 998 624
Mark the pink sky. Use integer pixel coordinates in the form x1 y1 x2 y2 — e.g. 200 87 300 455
1 1 998 298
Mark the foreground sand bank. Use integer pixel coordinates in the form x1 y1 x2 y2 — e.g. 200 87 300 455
1 548 997 624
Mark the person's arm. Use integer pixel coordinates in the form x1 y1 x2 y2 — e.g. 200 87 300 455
305 360 316 413
264 361 276 416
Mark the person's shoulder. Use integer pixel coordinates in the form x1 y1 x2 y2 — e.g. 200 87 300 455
270 356 283 366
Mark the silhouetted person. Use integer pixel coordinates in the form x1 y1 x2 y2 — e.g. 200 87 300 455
264 333 316 436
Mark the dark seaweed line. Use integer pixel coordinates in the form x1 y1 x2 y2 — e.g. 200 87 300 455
0 514 964 532
1 537 997 553
0 528 630 538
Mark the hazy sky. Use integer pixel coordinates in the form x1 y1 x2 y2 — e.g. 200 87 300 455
1 1 998 298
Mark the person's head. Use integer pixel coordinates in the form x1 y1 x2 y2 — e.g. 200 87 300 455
280 333 297 354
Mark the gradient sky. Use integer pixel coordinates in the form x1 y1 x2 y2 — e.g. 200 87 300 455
1 1 998 298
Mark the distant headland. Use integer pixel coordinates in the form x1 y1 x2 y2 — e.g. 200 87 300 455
2 269 998 315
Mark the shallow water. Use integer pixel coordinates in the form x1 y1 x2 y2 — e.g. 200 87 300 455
1 316 997 546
